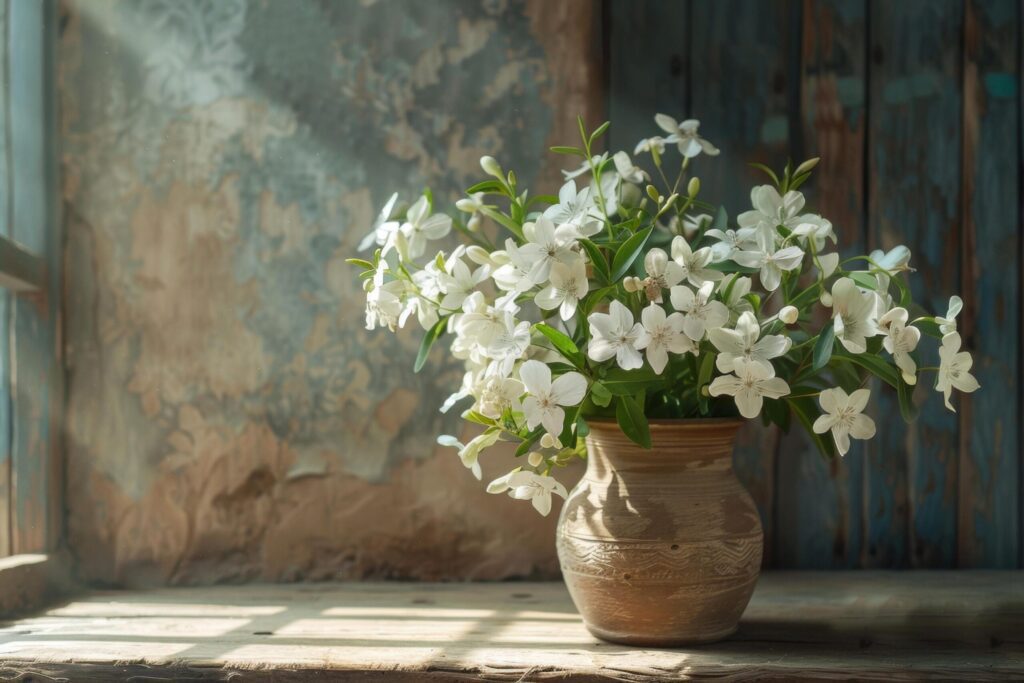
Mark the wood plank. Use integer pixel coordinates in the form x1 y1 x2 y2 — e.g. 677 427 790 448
958 0 1020 568
606 0 689 152
0 575 1019 681
690 0 802 567
866 0 963 568
775 0 867 568
8 0 58 555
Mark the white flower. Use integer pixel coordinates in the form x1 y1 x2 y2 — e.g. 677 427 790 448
737 185 807 232
671 235 722 286
455 192 486 231
438 256 489 311
654 114 720 158
669 281 729 341
535 258 590 321
562 152 608 180
587 300 648 370
519 216 578 285
487 469 568 516
638 303 693 373
816 252 840 278
358 192 401 251
709 311 791 374
456 292 510 349
391 195 452 260
732 225 805 292
364 264 404 331
639 248 685 302
486 312 532 376
634 135 667 156
476 376 524 419
612 151 647 184
543 180 594 226
706 226 757 262
519 360 587 437
708 358 790 419
936 332 980 411
437 430 501 480
812 387 876 456
792 216 837 252
830 277 880 353
491 238 537 293
779 305 799 325
869 245 912 291
878 307 921 384
935 296 963 335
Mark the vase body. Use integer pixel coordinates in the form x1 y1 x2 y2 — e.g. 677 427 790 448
556 419 762 646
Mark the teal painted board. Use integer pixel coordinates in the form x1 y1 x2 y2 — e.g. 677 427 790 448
689 0 802 564
8 0 55 554
867 0 963 568
958 0 1020 567
0 0 8 240
775 0 867 568
606 0 689 152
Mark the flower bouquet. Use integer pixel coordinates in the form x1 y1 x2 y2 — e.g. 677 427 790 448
350 114 979 517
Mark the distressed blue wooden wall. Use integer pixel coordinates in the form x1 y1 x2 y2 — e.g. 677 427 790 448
608 0 1022 568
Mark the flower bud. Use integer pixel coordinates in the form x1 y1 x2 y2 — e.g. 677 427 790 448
455 198 477 213
507 170 517 187
663 193 679 210
540 433 562 449
480 155 503 178
819 291 833 307
527 451 544 467
795 157 820 176
645 184 660 202
619 182 642 209
466 245 491 266
779 305 799 324
687 176 701 198
623 276 642 293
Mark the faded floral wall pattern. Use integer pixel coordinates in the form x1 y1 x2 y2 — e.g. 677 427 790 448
60 0 601 584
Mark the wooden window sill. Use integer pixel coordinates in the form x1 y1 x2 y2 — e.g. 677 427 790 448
0 571 1020 681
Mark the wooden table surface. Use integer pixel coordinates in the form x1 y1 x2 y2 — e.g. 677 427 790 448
0 572 1021 681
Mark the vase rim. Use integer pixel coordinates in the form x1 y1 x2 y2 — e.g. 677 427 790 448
587 417 744 428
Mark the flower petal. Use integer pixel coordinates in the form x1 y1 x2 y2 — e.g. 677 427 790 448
550 372 587 406
519 360 552 395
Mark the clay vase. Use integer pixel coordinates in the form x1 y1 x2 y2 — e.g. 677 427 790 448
556 418 762 646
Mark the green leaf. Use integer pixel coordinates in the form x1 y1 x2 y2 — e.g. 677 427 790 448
345 258 374 270
527 194 560 208
897 376 919 423
465 179 507 195
748 162 781 187
601 367 664 395
535 323 585 368
850 271 878 290
705 261 760 274
579 238 610 285
615 394 651 449
710 205 728 232
414 315 449 373
559 404 580 445
515 427 544 457
812 321 835 371
590 381 612 407
697 351 716 414
610 226 653 282
787 396 837 458
479 206 523 239
463 411 497 427
914 319 943 339
833 350 901 388
575 416 590 438
550 145 584 156
589 121 611 145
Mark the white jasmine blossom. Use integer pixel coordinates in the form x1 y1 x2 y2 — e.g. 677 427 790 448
543 180 594 226
438 256 489 311
792 216 837 252
358 191 401 251
588 300 649 370
654 114 720 158
830 277 879 354
519 360 587 437
935 296 963 335
812 387 876 456
562 152 608 181
708 358 790 419
487 312 532 376
936 332 980 411
671 235 722 286
719 274 755 320
391 195 452 260
519 216 578 285
737 185 808 233
638 303 693 373
706 226 757 262
612 151 648 184
487 469 568 516
732 225 805 292
640 248 685 302
709 311 791 373
634 135 667 156
476 376 524 419
437 430 500 480
535 258 590 321
878 307 921 384
670 281 729 341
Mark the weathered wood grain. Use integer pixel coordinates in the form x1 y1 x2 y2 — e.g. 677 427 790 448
866 0 964 568
606 0 689 152
689 0 802 566
775 0 868 569
958 0 1020 568
0 575 1020 681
